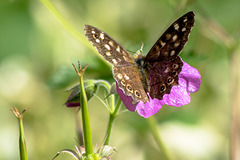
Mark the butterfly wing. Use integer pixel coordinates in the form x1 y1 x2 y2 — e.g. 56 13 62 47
144 11 195 100
145 56 183 100
113 66 149 103
145 11 195 62
85 25 149 103
85 25 134 66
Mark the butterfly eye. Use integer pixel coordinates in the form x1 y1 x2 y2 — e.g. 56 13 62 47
167 77 174 84
135 90 141 98
93 34 99 39
172 71 178 77
160 84 166 92
121 80 126 86
127 84 133 93
172 64 179 69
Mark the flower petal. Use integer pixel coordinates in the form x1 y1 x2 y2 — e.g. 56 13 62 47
116 83 137 112
66 102 80 107
116 83 165 117
179 61 201 93
163 77 191 106
136 96 165 118
163 61 201 107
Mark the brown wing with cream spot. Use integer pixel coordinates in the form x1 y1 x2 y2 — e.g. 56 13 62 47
145 11 195 62
113 66 149 103
145 57 183 100
85 25 134 66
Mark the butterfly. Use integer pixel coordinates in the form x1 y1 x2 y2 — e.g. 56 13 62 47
85 11 195 104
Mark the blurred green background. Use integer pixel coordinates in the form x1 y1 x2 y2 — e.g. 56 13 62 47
0 0 239 160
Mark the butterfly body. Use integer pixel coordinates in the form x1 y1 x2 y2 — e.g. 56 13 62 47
85 11 195 104
134 55 149 96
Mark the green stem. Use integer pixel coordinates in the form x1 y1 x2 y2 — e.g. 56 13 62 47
95 80 111 90
11 107 28 160
104 97 122 145
113 97 122 117
95 80 115 113
147 116 173 160
104 114 115 146
110 95 115 114
19 117 28 160
78 66 93 156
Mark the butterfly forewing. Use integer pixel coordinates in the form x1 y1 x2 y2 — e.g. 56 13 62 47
145 11 195 62
85 25 134 66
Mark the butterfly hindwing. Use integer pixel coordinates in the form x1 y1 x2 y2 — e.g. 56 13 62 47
145 56 183 100
85 25 134 66
145 11 195 61
113 66 149 103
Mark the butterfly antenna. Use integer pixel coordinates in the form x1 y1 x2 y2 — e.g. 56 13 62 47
136 42 144 54
140 42 144 52
141 41 144 49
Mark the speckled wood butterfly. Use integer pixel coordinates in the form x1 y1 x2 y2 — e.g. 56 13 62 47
85 11 195 104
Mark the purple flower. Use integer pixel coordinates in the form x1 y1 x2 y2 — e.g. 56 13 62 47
116 61 201 118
